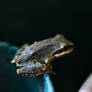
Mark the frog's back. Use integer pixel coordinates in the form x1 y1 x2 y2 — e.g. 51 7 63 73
18 34 65 62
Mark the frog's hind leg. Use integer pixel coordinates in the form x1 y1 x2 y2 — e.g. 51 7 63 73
11 43 29 64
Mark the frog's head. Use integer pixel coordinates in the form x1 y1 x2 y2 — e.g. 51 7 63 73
52 34 74 57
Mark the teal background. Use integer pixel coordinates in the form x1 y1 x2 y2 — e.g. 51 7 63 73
0 0 92 92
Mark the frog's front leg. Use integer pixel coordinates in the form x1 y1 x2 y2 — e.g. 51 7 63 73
11 43 29 64
45 56 56 64
17 61 47 76
45 65 56 75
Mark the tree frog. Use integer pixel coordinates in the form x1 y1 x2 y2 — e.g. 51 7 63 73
11 34 74 76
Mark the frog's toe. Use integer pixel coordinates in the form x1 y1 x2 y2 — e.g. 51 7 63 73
11 58 17 64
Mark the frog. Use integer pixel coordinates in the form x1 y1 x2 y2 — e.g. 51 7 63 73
11 34 74 77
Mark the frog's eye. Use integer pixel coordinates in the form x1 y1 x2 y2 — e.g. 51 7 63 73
52 43 74 56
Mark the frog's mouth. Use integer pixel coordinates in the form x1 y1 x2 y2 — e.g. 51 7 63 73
62 44 74 52
53 43 74 57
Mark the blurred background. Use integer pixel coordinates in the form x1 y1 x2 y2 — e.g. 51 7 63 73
0 0 92 92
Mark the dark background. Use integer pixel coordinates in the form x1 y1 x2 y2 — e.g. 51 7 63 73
0 0 92 92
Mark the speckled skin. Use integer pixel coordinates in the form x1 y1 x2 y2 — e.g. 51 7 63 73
11 34 74 76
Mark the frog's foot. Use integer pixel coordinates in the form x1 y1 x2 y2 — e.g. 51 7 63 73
46 70 56 75
11 43 29 64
